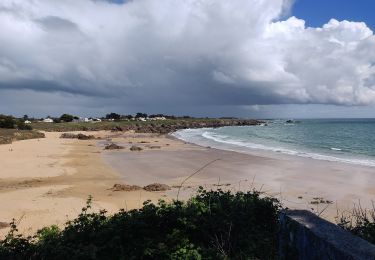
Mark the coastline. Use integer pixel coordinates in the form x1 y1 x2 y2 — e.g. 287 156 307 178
0 128 375 236
102 131 375 222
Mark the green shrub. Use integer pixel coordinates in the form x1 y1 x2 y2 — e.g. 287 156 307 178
0 115 15 129
337 205 375 244
16 121 32 130
0 189 280 259
60 114 74 123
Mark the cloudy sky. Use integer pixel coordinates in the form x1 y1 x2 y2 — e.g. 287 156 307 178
0 0 374 118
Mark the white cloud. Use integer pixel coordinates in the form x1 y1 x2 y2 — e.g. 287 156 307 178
0 0 374 110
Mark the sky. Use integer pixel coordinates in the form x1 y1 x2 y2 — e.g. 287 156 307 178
0 0 374 118
293 0 375 31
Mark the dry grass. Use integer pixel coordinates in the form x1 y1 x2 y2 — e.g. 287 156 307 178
0 129 45 144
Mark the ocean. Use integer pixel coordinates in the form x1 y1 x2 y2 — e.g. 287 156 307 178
172 118 375 167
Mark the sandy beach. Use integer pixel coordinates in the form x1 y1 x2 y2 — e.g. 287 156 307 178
1 130 375 236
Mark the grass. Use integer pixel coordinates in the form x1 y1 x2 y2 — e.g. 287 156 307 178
31 118 260 133
337 203 375 244
31 120 172 131
0 129 45 144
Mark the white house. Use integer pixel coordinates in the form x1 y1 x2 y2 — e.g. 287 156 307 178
153 117 166 121
43 118 54 123
24 120 32 124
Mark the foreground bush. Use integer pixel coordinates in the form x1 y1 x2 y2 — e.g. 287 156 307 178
0 189 280 259
337 204 375 244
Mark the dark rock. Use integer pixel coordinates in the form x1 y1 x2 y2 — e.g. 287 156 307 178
60 133 95 140
105 143 124 150
0 222 9 229
130 145 143 151
143 183 171 192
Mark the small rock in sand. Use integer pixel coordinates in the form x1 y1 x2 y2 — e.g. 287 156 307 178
0 222 9 229
105 143 124 150
143 183 171 192
130 145 143 151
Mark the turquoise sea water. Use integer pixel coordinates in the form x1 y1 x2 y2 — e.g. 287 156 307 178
172 119 375 167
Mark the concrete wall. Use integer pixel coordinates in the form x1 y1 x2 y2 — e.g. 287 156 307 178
279 210 375 260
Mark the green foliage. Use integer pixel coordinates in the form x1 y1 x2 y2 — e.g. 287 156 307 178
0 115 15 129
136 112 148 118
60 114 74 122
0 189 280 259
337 205 375 244
105 113 121 120
16 121 32 130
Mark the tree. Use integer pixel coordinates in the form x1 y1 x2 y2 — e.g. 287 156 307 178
105 113 121 120
135 112 148 118
121 114 133 120
0 115 15 129
60 114 74 122
23 115 29 121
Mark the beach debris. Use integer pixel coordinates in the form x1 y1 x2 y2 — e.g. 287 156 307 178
105 143 124 150
149 145 161 149
143 183 171 192
140 141 150 143
130 145 143 151
111 184 142 192
60 133 95 140
0 222 9 229
213 183 231 187
18 179 42 186
310 197 333 205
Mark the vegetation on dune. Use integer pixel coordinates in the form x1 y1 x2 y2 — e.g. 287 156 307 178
0 115 46 144
337 204 375 245
31 118 262 133
0 189 280 259
0 129 45 144
0 115 15 129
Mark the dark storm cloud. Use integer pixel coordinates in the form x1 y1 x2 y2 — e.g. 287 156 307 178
0 0 374 117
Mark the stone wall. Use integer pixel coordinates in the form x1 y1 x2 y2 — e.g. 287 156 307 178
279 210 375 260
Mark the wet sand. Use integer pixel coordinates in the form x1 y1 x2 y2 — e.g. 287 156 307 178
103 133 375 222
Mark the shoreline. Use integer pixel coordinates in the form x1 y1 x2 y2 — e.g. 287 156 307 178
172 127 375 168
0 128 374 236
102 131 375 223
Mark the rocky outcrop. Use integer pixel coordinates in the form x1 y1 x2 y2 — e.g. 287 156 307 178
60 133 95 140
110 184 142 191
132 119 263 134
